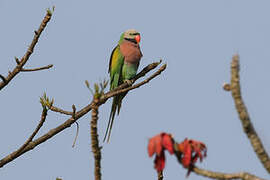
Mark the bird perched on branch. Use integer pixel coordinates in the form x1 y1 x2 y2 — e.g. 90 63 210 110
104 29 143 142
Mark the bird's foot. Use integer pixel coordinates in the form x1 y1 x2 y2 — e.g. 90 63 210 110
124 79 133 86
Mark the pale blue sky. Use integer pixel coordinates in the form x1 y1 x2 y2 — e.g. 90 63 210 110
1 0 270 179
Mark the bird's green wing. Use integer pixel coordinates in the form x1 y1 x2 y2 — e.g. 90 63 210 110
108 45 124 90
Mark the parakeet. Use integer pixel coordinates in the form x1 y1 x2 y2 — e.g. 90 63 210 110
104 29 143 142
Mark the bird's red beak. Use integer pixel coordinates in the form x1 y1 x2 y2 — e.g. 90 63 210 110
135 35 141 43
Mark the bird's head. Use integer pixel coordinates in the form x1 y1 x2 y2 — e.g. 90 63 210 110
120 29 141 44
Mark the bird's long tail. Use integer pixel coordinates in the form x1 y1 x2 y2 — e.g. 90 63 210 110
103 95 121 143
103 92 127 143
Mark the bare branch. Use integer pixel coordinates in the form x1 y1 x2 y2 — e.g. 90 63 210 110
0 10 52 91
0 102 92 168
193 166 265 180
224 54 270 173
49 105 73 115
158 171 163 180
2 108 47 165
21 64 53 72
0 61 166 168
91 99 102 180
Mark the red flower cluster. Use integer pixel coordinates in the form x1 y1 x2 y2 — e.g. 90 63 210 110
178 138 207 174
148 133 207 176
148 133 174 172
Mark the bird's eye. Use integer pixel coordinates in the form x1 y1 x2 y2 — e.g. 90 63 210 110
129 33 139 36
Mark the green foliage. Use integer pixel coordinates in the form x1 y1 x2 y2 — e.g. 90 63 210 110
46 6 55 16
39 92 54 110
85 79 108 99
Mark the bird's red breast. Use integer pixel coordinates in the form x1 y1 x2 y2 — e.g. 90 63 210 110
120 40 142 64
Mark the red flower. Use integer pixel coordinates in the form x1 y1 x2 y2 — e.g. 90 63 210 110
178 138 207 176
154 151 165 172
148 133 207 177
148 133 174 172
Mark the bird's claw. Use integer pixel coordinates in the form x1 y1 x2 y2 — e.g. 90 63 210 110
124 79 133 86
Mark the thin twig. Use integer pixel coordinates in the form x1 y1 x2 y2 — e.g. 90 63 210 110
72 122 79 148
72 104 76 119
225 54 270 173
49 105 73 115
0 10 52 91
91 99 102 180
0 61 166 168
21 64 53 72
71 104 79 148
5 108 47 163
0 102 93 168
193 166 265 180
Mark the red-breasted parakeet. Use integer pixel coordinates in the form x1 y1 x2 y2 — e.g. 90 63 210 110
104 29 143 142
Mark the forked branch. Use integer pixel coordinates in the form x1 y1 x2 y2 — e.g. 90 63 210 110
0 107 48 167
21 64 53 72
0 61 166 168
0 9 53 91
